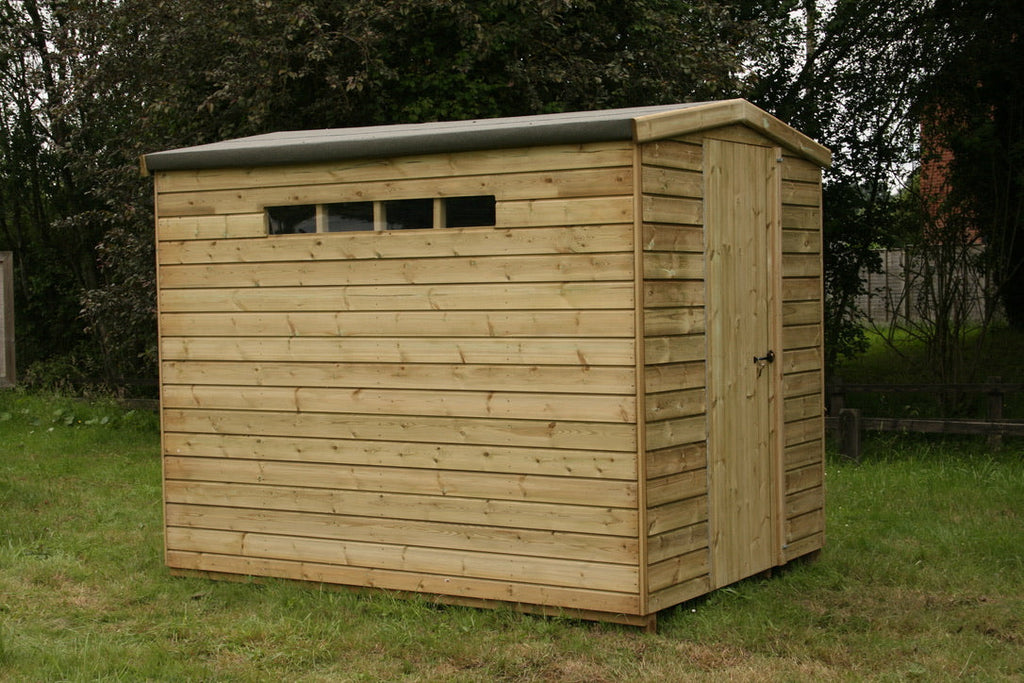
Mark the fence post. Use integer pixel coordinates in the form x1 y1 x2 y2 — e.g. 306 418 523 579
839 408 862 462
829 376 845 416
987 376 1003 450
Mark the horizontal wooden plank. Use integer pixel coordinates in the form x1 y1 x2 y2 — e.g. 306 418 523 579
645 442 706 480
164 456 637 508
642 224 704 253
165 550 642 614
640 140 702 172
159 310 635 338
641 166 703 199
648 548 710 593
159 252 634 289
677 123 771 149
645 362 705 394
644 280 704 308
162 409 638 451
782 277 820 302
160 281 635 313
161 361 635 394
785 486 823 519
156 141 636 194
828 381 1024 393
781 206 820 230
157 167 633 218
166 527 639 593
782 532 824 563
164 432 636 479
160 336 636 366
786 462 823 495
644 307 705 336
781 228 821 254
500 196 633 227
159 224 632 259
782 348 821 375
783 394 822 423
645 388 705 422
781 180 821 207
782 254 820 278
784 416 824 448
643 252 704 280
165 480 639 536
644 334 705 365
166 503 638 565
642 195 702 225
648 521 708 564
161 384 637 423
785 439 823 471
782 324 822 351
158 214 265 241
646 468 706 507
857 417 1024 437
646 415 705 451
781 156 821 184
647 574 711 613
782 370 823 399
647 495 708 536
782 300 822 327
786 509 825 544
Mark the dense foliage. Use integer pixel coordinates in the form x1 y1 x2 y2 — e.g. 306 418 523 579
0 0 1020 391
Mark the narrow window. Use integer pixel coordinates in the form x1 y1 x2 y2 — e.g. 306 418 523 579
384 198 434 230
443 195 496 228
267 205 316 235
326 202 374 232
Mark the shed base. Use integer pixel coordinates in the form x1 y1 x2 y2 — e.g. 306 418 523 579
169 567 658 631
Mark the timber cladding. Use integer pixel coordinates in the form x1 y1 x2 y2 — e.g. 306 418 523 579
147 101 829 628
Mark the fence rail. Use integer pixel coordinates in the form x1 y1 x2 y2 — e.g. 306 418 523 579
826 378 1024 460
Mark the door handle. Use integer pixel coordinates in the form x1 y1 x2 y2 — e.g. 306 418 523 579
753 350 775 364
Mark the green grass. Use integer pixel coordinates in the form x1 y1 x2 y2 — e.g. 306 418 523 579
1 391 1022 681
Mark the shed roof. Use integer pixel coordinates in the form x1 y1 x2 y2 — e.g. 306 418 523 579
141 99 831 174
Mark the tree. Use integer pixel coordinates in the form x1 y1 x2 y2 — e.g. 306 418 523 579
918 0 1024 330
742 0 942 370
2 0 763 392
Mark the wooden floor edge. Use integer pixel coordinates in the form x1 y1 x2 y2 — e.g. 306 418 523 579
168 568 659 631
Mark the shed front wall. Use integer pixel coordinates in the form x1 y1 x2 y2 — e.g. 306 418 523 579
154 141 646 616
639 125 825 613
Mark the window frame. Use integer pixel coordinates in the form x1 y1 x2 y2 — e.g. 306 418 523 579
265 196 496 235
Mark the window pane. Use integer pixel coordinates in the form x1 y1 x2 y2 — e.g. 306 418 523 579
444 195 496 228
267 205 316 235
326 202 374 232
384 199 433 230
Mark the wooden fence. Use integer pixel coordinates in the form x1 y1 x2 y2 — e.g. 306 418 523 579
0 252 13 387
826 378 1024 460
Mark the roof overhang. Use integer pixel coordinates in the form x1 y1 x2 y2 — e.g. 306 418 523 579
141 99 830 176
631 99 832 168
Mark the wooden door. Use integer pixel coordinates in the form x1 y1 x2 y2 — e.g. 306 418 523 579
704 138 783 589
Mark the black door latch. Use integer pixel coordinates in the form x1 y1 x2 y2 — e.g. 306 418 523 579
753 350 775 364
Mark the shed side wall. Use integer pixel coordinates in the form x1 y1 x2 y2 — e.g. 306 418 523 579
778 152 826 560
154 142 643 616
639 139 712 613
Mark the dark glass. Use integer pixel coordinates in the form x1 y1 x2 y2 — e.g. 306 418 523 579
267 205 316 235
326 202 374 232
444 195 496 228
384 198 433 230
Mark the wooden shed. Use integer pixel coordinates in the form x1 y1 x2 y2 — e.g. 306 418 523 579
143 99 830 628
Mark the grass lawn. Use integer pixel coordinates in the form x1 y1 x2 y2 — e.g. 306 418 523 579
1 391 1022 681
